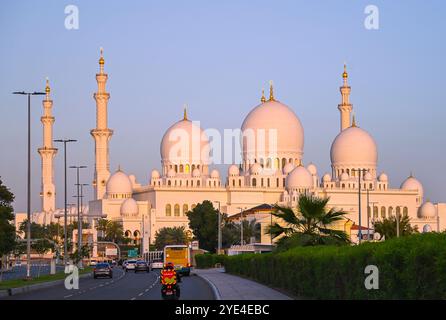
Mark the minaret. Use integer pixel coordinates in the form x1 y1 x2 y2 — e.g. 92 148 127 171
38 78 58 214
91 48 113 199
338 64 353 131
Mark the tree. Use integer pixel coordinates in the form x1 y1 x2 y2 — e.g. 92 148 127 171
96 218 109 239
70 244 92 264
267 194 350 249
154 226 188 250
186 200 219 253
32 239 53 277
0 178 16 281
373 215 418 240
104 221 126 244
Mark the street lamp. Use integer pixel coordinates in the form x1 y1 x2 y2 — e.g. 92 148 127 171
12 90 45 279
351 168 368 244
213 201 222 254
370 201 378 240
70 165 87 268
237 207 247 245
54 139 77 265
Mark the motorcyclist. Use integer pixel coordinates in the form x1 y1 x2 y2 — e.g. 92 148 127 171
160 262 180 297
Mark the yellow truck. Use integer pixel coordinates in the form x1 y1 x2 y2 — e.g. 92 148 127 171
163 245 191 276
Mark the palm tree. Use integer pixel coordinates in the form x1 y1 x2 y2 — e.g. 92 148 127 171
373 215 418 240
96 218 109 240
267 194 349 247
154 226 188 250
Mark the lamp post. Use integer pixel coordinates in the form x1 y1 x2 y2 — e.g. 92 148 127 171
237 207 247 245
12 90 45 279
70 165 87 268
396 206 400 238
352 168 368 244
213 201 221 254
54 139 77 265
370 201 378 240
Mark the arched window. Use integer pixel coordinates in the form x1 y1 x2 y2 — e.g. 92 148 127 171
125 230 131 238
191 204 196 210
289 158 293 163
192 164 195 171
388 206 393 217
274 158 280 169
174 204 180 216
373 206 378 219
232 180 235 187
252 178 257 187
281 158 286 169
165 204 172 216
381 206 386 219
185 164 190 174
239 179 241 187
266 158 271 168
396 207 401 217
180 164 184 173
267 178 270 187
261 178 264 187
183 204 189 216
276 178 279 187
403 207 408 217
175 165 178 173
260 158 264 168
342 183 345 189
197 180 200 187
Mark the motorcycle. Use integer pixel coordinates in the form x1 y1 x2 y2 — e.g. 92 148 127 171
161 284 180 300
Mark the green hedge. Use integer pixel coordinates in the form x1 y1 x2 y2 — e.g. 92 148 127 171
195 254 227 269
199 233 446 299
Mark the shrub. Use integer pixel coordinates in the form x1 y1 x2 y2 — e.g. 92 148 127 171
221 233 446 299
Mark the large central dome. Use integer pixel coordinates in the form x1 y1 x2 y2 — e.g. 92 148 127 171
241 98 304 172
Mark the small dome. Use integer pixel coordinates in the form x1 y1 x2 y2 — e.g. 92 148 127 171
340 172 350 181
192 168 201 177
120 198 138 217
401 175 423 198
286 166 313 190
418 201 436 218
250 163 262 175
167 168 176 178
151 169 160 179
210 169 220 179
106 169 132 196
322 173 332 182
422 224 432 233
307 163 317 176
378 172 388 182
283 163 295 175
228 165 240 176
330 126 378 167
364 172 373 181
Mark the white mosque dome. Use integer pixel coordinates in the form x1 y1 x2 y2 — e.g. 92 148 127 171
151 169 160 179
378 172 388 182
167 168 176 178
192 168 201 177
120 198 138 217
307 163 317 176
322 173 332 182
210 169 220 179
283 163 295 175
286 166 313 190
250 163 262 175
401 175 424 197
241 98 304 162
106 169 132 196
228 165 240 176
330 126 378 168
418 201 436 218
340 172 350 181
160 115 210 165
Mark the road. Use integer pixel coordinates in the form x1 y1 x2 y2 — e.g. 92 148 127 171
3 268 215 300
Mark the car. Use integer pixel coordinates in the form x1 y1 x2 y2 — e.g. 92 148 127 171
124 260 137 272
93 262 113 279
151 260 163 269
14 261 22 267
89 259 98 267
135 260 150 273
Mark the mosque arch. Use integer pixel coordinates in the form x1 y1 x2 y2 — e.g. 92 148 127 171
281 158 286 169
183 204 189 215
373 206 378 219
388 206 393 217
381 206 386 219
174 204 180 216
403 207 408 217
396 207 401 217
252 178 257 187
185 164 190 173
274 158 280 169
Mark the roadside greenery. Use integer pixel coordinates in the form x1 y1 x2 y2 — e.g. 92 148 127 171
0 178 16 281
154 226 189 250
373 215 418 240
196 233 446 299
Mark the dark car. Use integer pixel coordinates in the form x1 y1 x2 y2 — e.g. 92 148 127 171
93 262 113 279
134 260 150 273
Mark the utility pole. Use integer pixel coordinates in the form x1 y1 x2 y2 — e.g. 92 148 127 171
12 90 46 279
70 165 87 268
213 201 221 254
54 139 77 265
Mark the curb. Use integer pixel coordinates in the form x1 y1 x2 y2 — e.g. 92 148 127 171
193 272 222 300
0 272 92 298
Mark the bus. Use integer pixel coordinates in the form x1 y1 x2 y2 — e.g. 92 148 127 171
163 245 191 276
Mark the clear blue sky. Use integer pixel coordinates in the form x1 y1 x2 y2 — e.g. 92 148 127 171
1 0 445 213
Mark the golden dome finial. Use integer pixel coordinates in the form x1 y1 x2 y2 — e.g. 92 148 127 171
351 113 357 127
183 104 188 121
343 63 348 79
261 88 266 103
45 77 50 95
269 80 275 101
99 47 104 65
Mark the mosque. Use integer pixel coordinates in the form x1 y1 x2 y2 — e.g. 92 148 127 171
32 49 446 247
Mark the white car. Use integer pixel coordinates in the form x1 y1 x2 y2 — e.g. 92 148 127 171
151 260 164 269
125 260 137 272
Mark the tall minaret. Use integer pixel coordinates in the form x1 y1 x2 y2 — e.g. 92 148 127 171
38 78 58 215
338 64 353 131
91 48 113 199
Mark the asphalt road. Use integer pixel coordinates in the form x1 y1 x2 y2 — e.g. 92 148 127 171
3 268 215 300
